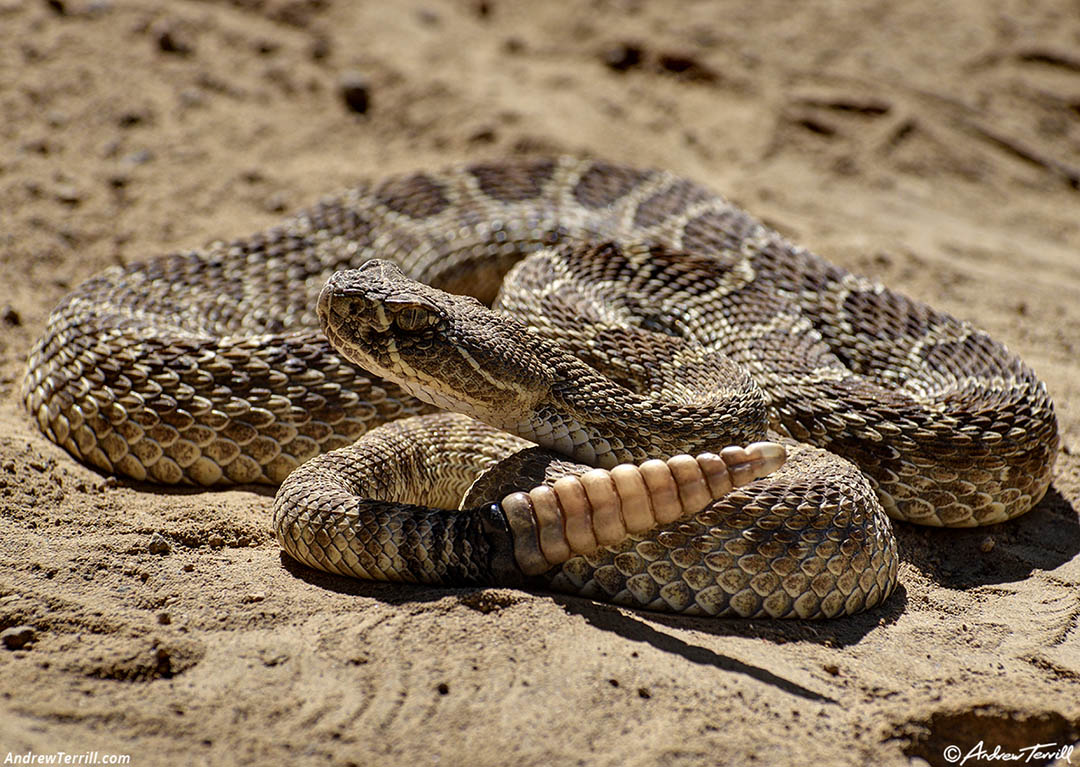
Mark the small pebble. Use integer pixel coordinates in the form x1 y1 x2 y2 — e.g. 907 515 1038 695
1 305 20 326
656 51 718 82
604 42 643 72
117 109 150 129
253 38 278 56
468 127 496 144
155 23 193 55
243 591 266 604
22 139 51 156
208 533 224 548
148 533 171 555
339 72 370 114
2 625 37 650
823 663 840 676
979 536 996 553
123 149 154 166
263 193 288 214
157 611 172 625
309 36 331 61
416 8 439 25
181 563 195 572
54 184 83 205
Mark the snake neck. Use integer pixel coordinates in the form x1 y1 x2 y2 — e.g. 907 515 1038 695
506 353 769 469
319 260 771 470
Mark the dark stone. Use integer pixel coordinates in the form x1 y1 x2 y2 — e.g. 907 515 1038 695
155 24 193 56
339 72 370 114
604 42 643 72
309 36 331 61
1 305 20 326
657 52 718 82
2 626 37 651
117 108 152 129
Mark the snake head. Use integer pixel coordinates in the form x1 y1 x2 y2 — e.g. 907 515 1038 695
318 259 549 425
320 260 442 335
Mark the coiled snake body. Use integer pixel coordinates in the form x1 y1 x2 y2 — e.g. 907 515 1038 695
23 157 1059 618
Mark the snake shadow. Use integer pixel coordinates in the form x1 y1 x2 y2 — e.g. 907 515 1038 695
281 550 887 704
279 548 907 647
894 484 1079 590
552 581 906 649
275 491 1076 703
556 599 851 703
269 486 1074 707
277 552 485 605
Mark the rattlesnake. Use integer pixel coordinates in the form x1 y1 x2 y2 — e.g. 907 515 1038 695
23 157 1060 618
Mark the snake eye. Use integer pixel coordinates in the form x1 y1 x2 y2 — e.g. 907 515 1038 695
386 299 436 331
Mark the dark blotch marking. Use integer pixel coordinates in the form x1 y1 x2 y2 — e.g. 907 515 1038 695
376 173 450 218
839 289 948 343
564 243 732 304
469 159 557 202
632 179 711 229
681 207 760 256
920 333 1005 380
308 199 377 253
572 162 654 209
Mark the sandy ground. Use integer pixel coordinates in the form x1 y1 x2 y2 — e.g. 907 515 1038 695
1 1 1079 765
